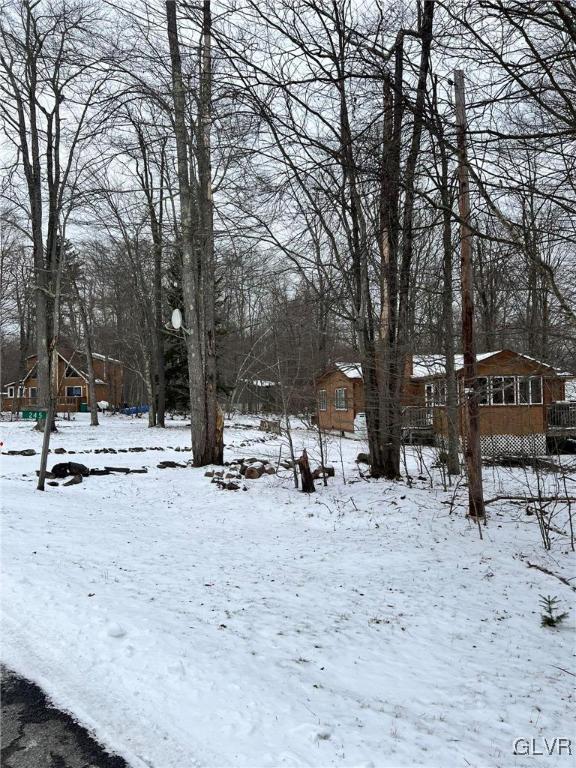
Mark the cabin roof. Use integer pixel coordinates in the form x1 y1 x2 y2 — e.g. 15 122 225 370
411 350 572 380
91 352 123 365
7 346 122 388
412 351 501 379
25 345 122 367
316 349 572 386
334 362 363 380
239 378 277 388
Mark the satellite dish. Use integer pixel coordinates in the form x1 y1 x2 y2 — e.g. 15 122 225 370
171 308 183 330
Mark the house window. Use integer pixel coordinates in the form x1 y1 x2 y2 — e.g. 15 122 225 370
29 387 37 398
66 386 83 397
503 377 516 404
334 387 348 411
318 389 327 411
425 380 446 406
7 386 14 398
65 363 81 378
530 377 542 404
491 377 515 405
518 377 529 404
518 376 542 405
477 377 489 405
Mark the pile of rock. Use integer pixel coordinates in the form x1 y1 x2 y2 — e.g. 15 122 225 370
2 445 171 457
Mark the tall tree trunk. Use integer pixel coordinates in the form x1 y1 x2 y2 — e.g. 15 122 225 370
198 0 223 464
37 238 67 490
374 4 435 479
134 122 167 427
454 70 485 519
166 0 205 460
153 217 166 428
72 279 99 427
433 75 460 475
166 0 222 465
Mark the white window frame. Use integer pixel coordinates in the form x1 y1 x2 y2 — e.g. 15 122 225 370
477 377 489 406
29 386 38 398
425 380 446 406
7 386 14 398
318 389 327 411
474 375 543 406
334 387 348 411
517 375 542 405
66 385 83 398
491 376 516 406
530 376 543 405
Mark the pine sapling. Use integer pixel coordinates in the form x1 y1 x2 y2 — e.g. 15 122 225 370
540 595 568 628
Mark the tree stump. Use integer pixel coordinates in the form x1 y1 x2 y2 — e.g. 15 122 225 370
297 449 315 493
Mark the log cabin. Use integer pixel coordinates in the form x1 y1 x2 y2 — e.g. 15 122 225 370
316 350 576 455
2 345 124 414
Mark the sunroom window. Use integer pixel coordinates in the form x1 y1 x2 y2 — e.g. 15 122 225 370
477 377 489 405
518 376 542 405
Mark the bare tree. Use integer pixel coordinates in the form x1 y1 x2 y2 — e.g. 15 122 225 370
165 0 222 465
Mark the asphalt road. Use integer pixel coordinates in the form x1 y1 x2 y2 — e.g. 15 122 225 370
1 666 129 768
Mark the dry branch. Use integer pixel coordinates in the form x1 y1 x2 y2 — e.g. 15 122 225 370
526 561 576 591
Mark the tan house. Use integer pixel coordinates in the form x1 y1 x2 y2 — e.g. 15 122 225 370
315 363 366 434
2 346 124 413
316 350 576 455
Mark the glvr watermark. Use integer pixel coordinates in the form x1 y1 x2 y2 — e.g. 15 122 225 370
513 738 572 757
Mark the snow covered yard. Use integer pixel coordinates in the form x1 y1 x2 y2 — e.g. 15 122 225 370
1 414 574 768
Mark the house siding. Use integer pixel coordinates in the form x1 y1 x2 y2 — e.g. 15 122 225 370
317 370 359 433
2 352 124 412
315 350 569 444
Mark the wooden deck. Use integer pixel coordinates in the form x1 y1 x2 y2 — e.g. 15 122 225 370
3 396 86 412
547 402 576 436
401 402 576 446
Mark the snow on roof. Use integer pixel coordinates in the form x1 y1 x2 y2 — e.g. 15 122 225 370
411 350 574 379
25 350 123 366
509 351 573 376
412 351 501 379
334 362 363 379
92 353 123 365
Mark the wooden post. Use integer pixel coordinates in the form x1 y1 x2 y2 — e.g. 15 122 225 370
454 70 485 518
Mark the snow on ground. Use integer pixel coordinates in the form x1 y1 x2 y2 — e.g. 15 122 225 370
1 413 574 768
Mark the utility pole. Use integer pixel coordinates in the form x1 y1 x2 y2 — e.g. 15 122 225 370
454 70 485 519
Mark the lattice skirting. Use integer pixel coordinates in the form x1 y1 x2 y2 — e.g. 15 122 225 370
438 433 547 457
479 433 546 457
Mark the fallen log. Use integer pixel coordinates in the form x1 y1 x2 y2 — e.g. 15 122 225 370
484 495 576 505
